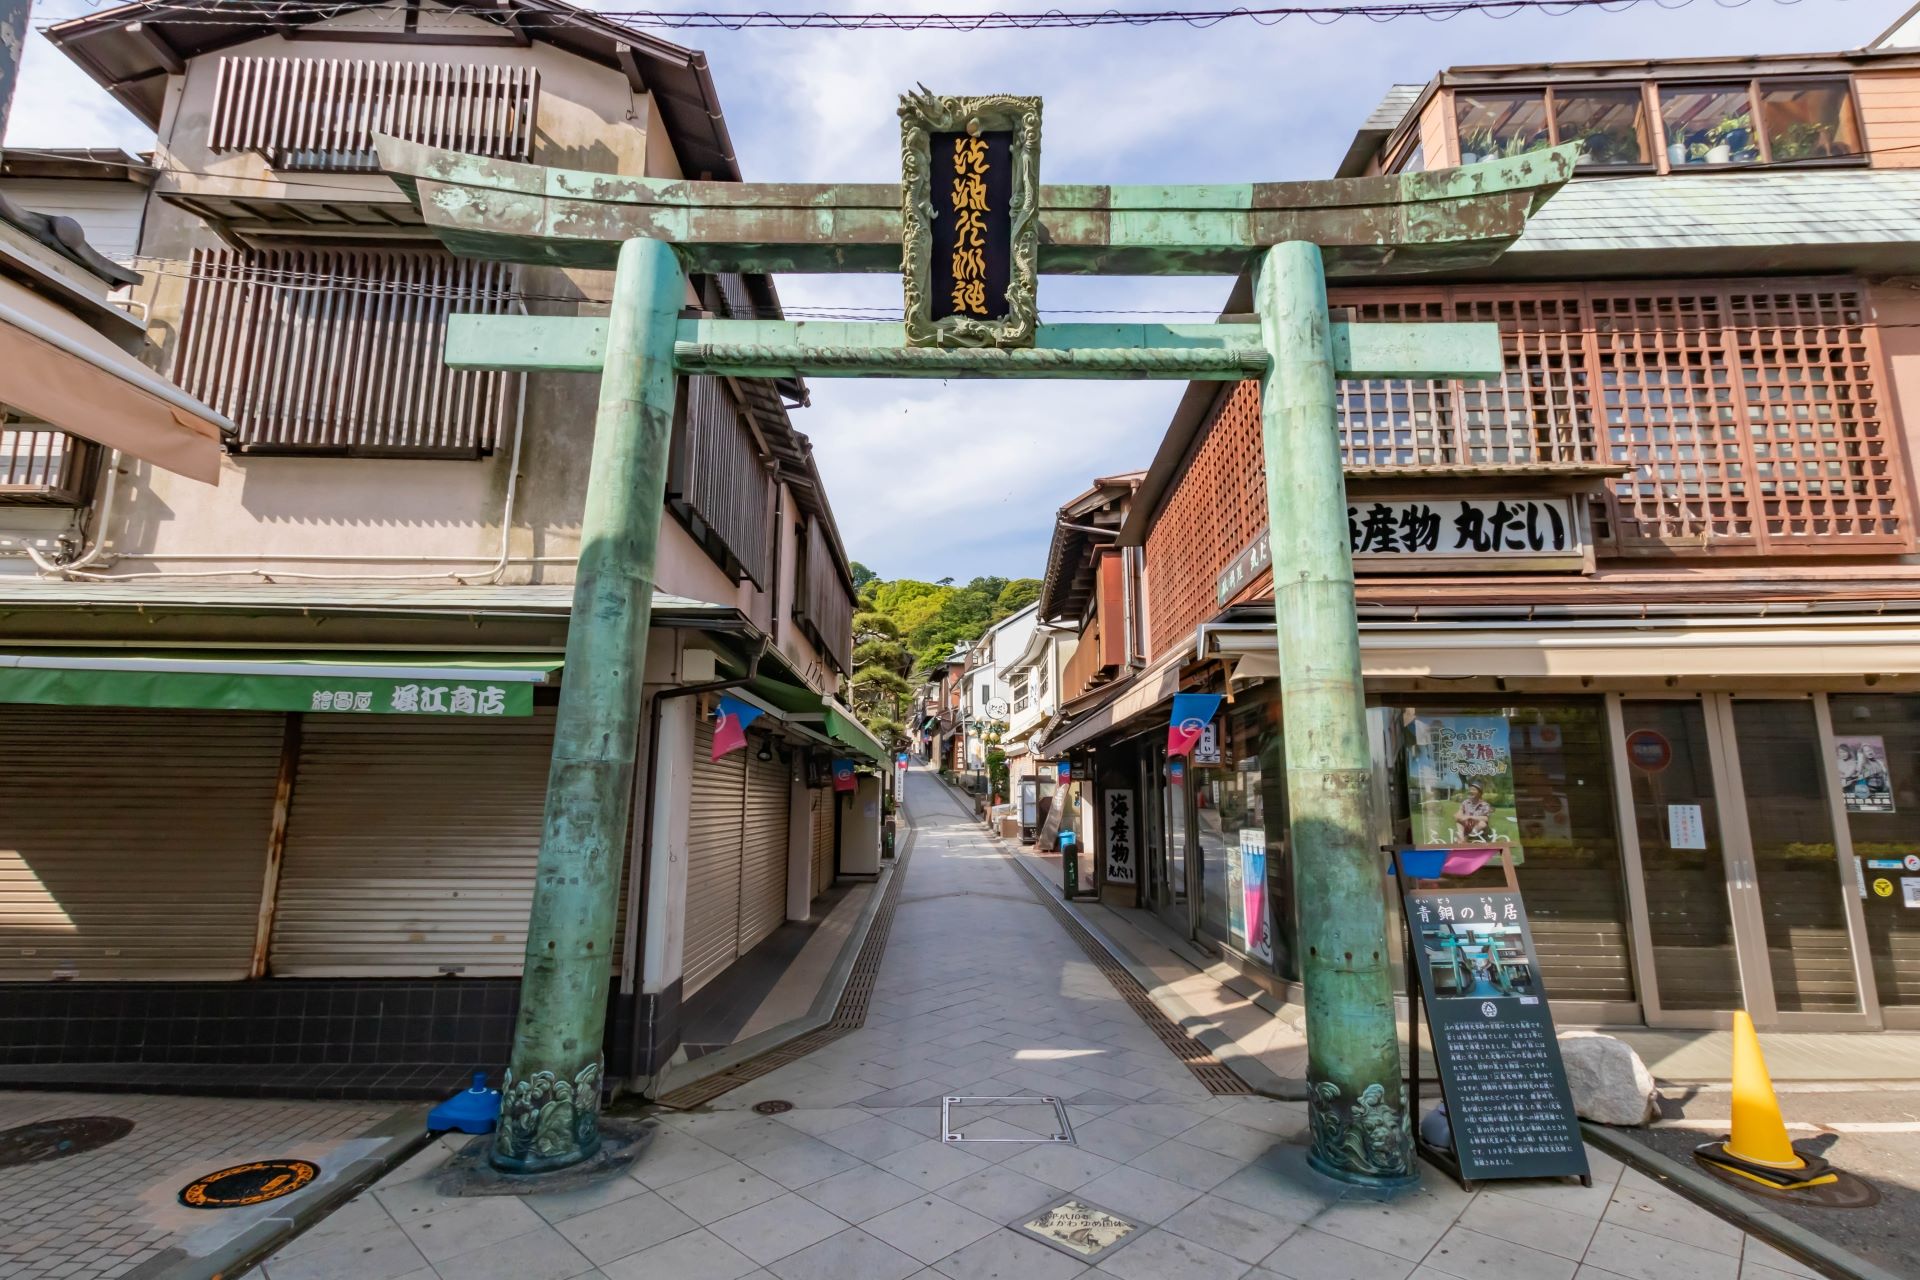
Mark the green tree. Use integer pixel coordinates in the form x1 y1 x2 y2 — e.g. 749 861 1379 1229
994 578 1042 619
850 560 879 592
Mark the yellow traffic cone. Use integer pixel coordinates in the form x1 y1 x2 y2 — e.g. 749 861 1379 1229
1725 1011 1801 1169
1694 1011 1838 1190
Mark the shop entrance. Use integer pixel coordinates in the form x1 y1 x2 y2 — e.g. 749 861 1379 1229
1146 743 1195 936
1617 694 1879 1029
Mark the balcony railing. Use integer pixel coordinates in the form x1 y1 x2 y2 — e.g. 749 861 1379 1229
668 376 773 588
170 247 522 457
208 57 538 173
0 424 94 505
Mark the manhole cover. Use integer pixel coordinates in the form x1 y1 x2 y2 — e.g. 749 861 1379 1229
752 1100 793 1115
0 1116 134 1168
1015 1195 1139 1261
180 1159 319 1209
942 1096 1074 1144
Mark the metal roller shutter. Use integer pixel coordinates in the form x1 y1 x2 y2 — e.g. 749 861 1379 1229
740 752 790 953
270 709 576 977
812 788 835 900
0 706 283 981
684 716 745 995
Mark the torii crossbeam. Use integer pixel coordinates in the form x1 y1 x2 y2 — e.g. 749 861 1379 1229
374 124 1575 1184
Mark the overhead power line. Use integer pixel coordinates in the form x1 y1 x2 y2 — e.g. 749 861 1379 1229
47 0 1851 34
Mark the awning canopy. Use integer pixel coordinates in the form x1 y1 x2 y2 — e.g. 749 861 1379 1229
0 651 561 716
1037 650 1185 759
0 277 230 484
825 700 887 763
743 677 887 763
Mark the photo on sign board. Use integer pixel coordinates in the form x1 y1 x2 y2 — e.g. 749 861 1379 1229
1836 735 1895 814
1406 715 1521 851
1416 919 1538 1002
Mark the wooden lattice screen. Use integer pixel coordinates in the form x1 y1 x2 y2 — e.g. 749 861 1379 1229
1330 278 1911 556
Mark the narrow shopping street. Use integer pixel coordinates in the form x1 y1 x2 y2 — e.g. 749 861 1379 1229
253 766 1805 1280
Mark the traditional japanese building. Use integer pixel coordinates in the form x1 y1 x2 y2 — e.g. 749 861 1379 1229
0 0 879 1097
1041 20 1920 1035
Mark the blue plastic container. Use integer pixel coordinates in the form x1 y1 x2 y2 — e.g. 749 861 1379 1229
428 1072 502 1135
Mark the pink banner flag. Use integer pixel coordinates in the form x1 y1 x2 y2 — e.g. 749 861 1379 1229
710 695 765 761
1441 848 1494 876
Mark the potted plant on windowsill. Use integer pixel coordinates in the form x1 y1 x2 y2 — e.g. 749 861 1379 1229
1667 124 1690 167
1577 128 1638 167
1705 111 1753 164
1459 128 1496 164
1770 120 1833 162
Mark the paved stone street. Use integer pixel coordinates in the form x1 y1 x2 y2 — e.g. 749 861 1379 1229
262 766 1807 1280
0 1092 396 1280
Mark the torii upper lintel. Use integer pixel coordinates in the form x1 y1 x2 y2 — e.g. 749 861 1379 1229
374 132 1574 277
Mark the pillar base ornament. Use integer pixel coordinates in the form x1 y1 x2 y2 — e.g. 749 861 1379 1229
1306 1077 1418 1188
491 1060 604 1174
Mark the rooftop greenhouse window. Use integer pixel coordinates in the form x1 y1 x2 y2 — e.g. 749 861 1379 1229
1553 88 1651 168
1455 90 1550 163
1390 138 1426 174
1660 84 1759 167
1760 79 1863 162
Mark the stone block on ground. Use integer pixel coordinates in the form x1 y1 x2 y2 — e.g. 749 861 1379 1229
1559 1031 1658 1126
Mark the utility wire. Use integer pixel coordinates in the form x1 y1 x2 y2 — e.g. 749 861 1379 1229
37 0 1852 34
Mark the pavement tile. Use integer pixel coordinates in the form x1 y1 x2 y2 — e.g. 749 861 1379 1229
1071 1118 1170 1163
820 1115 932 1161
1419 1224 1577 1280
862 1194 1003 1264
631 1131 739 1189
1253 1226 1417 1280
770 1107 872 1137
1109 1104 1216 1139
655 1163 788 1224
1209 1158 1342 1226
555 1191 700 1265
999 1143 1121 1191
737 1134 868 1189
1579 1222 1741 1280
523 1171 655 1225
766 1226 925 1280
1738 1239 1818 1278
877 1139 996 1190
597 1227 761 1280
1126 1138 1246 1191
1603 1169 1747 1258
708 1192 850 1265
1094 1226 1252 1280
388 1192 547 1262
430 1227 597 1280
1158 1193 1302 1265
937 1165 1072 1225
261 1225 428 1280
1306 1196 1455 1263
1074 1166 1203 1224
796 1164 929 1223
1452 1189 1598 1262
1179 1117 1300 1163
931 1226 1092 1280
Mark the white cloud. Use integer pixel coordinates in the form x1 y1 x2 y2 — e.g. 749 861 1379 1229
7 0 154 151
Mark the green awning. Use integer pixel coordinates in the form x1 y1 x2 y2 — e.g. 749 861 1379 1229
825 702 887 763
0 651 561 717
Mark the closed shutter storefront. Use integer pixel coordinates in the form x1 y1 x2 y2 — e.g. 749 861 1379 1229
812 789 835 900
270 708 588 977
684 716 745 995
740 753 790 953
0 706 283 981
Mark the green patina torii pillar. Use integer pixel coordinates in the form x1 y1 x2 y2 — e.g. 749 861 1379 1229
377 110 1571 1180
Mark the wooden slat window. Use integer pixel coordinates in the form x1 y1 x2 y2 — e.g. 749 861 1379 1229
668 376 774 587
796 517 854 675
0 421 93 505
1329 277 1912 557
209 57 538 172
171 246 521 457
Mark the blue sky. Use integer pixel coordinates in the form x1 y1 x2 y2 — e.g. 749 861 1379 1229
9 0 1910 582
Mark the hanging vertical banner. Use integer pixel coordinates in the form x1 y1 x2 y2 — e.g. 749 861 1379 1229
1168 693 1224 759
899 89 1041 349
832 758 857 792
1103 788 1137 885
711 695 766 760
1240 829 1275 965
1406 715 1518 850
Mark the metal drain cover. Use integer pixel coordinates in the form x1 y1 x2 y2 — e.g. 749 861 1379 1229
942 1096 1075 1144
753 1100 794 1115
0 1116 134 1168
180 1159 319 1209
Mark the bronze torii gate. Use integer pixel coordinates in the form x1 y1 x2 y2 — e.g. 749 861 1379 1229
375 102 1572 1184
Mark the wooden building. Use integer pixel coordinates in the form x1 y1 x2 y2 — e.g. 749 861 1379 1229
1042 30 1920 1034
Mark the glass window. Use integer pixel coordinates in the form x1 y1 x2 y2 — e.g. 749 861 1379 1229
1554 88 1651 168
1199 694 1297 981
1391 139 1426 174
1659 83 1759 166
1760 79 1863 162
1454 90 1550 163
1378 697 1634 1003
1829 694 1920 1008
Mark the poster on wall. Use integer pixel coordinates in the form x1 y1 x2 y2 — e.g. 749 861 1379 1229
1406 716 1519 850
1836 735 1895 814
1103 789 1137 885
1238 829 1275 964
